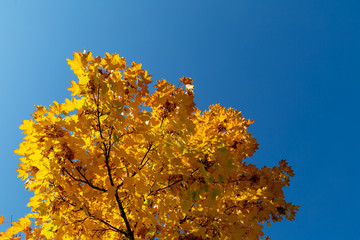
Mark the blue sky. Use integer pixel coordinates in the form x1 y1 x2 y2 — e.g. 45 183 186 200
0 0 359 239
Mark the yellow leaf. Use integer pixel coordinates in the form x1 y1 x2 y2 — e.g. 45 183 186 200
67 52 85 75
67 80 80 96
78 75 90 85
19 119 34 132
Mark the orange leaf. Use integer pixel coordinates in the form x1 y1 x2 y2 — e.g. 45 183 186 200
245 119 255 126
137 226 148 238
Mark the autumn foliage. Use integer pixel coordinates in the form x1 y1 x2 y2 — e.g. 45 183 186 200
0 52 298 239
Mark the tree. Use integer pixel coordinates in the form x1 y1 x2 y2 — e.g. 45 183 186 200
0 51 298 240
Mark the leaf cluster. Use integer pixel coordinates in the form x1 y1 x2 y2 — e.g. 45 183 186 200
0 52 298 240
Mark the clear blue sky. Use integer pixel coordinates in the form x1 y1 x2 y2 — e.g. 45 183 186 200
0 1 359 239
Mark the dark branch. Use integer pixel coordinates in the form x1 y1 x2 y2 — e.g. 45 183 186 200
64 163 106 192
95 89 135 240
148 168 199 196
138 144 153 171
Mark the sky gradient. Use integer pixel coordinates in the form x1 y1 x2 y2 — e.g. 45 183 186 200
0 1 359 239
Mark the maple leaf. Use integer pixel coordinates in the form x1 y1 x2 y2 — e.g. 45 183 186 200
136 226 148 238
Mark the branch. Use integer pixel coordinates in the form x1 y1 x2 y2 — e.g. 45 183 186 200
148 168 199 196
96 218 129 236
114 189 135 240
81 201 130 237
138 144 153 171
58 190 129 238
114 143 154 190
148 178 183 196
64 163 106 192
75 167 107 192
95 91 135 240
